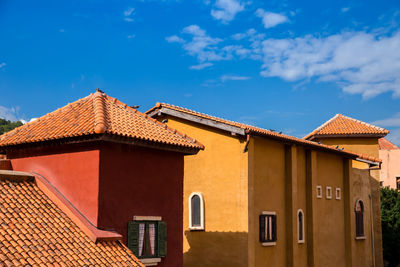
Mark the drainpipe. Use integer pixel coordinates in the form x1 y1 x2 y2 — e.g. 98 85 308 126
369 194 376 267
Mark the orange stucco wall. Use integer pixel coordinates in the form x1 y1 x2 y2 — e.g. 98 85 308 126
7 144 100 225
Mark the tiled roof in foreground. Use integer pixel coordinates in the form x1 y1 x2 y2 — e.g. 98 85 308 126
0 174 143 266
304 114 389 140
146 103 382 164
0 91 203 151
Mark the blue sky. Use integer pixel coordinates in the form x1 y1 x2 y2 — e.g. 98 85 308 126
1 0 400 143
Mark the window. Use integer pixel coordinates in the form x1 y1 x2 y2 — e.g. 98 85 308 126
379 181 383 187
335 188 341 200
355 199 365 239
189 192 204 230
127 216 167 260
326 186 332 199
396 177 400 190
297 209 305 243
316 186 322 199
259 211 277 246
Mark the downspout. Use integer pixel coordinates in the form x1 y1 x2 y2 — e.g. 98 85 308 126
243 133 251 153
369 193 376 267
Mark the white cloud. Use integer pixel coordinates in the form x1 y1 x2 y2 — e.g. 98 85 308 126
260 31 400 98
341 7 350 13
211 0 245 23
256 9 289 29
0 62 6 69
220 74 250 82
190 62 213 70
165 35 185 43
168 25 233 64
124 7 135 22
0 106 20 121
373 113 400 127
127 34 136 39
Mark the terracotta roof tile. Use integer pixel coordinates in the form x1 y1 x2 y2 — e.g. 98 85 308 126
146 103 382 164
0 92 203 151
379 138 399 150
0 176 143 266
304 114 389 140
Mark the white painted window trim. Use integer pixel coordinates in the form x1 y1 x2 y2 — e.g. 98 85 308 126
335 188 341 200
140 258 162 266
326 186 332 199
189 192 204 230
316 185 322 199
297 209 305 244
133 216 162 221
261 211 277 246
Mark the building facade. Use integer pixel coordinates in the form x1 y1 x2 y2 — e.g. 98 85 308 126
0 92 202 266
378 138 400 189
147 104 383 267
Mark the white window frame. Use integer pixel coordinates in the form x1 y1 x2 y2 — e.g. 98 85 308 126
335 188 341 200
316 185 322 199
326 186 332 199
189 192 204 230
297 209 305 244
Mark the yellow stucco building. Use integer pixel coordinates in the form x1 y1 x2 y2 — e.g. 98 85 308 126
147 105 383 267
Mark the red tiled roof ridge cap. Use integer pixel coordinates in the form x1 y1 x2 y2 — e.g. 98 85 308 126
93 92 107 134
105 98 204 149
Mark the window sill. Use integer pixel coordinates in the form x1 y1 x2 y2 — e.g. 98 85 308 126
355 236 366 240
298 240 305 244
140 258 162 266
189 227 204 231
262 242 276 247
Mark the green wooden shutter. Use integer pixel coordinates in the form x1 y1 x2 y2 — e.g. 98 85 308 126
157 221 167 257
127 221 140 256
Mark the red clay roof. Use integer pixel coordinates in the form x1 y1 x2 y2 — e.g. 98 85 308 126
304 114 389 140
146 103 382 164
0 91 203 151
0 174 143 266
379 138 399 150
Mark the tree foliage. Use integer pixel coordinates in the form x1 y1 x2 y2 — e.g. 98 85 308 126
0 118 23 135
381 187 400 267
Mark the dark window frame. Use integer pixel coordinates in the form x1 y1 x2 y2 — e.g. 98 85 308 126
259 213 277 244
355 199 365 238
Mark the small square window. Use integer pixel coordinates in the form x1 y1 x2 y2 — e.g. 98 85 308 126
335 188 341 200
326 186 332 199
259 212 277 246
316 186 322 199
396 177 400 190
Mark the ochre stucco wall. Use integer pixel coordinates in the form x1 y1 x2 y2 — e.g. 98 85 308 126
7 144 100 225
98 142 184 267
161 116 249 267
315 137 379 169
248 137 287 267
315 151 346 267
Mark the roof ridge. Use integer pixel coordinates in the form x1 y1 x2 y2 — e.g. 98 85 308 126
0 95 92 141
303 114 340 139
93 92 107 134
339 114 388 132
148 103 382 164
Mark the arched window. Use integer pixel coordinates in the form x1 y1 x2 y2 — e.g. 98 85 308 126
355 199 364 238
189 192 204 230
297 209 305 243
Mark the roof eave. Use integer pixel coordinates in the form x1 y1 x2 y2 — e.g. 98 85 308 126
305 133 388 140
0 133 201 155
